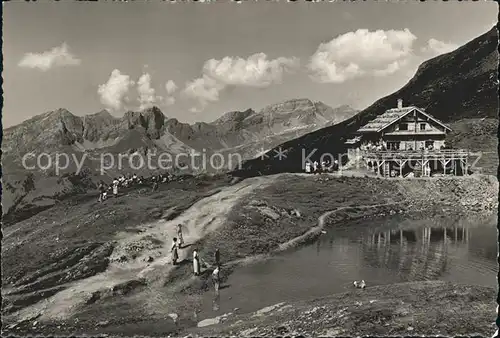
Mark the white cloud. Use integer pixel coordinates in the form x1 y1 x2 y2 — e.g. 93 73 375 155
137 72 162 110
18 42 81 71
182 75 224 111
183 53 299 111
203 53 300 88
165 96 176 106
165 80 178 95
97 69 135 111
421 38 459 56
308 28 417 83
163 80 178 106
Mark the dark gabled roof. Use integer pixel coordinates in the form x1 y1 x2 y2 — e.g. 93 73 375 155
357 106 452 133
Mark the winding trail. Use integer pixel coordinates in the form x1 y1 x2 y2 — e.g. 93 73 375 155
278 201 407 251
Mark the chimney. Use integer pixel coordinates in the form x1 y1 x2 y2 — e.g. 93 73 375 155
397 99 403 109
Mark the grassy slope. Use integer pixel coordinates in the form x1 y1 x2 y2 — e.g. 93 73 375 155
447 118 498 175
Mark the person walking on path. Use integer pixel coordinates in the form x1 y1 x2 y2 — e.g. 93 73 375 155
152 176 158 192
214 248 220 266
171 238 179 265
193 248 200 276
98 181 106 202
112 178 119 197
212 265 220 294
177 224 184 247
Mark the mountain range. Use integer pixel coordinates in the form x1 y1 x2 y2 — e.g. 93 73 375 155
236 26 499 177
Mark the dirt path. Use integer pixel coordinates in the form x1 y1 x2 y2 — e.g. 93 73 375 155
6 175 277 324
277 201 406 252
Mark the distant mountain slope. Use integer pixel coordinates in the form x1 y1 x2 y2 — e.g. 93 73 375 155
236 27 499 177
166 98 357 153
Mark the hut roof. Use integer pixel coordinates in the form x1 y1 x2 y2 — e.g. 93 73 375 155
357 107 416 133
357 106 451 133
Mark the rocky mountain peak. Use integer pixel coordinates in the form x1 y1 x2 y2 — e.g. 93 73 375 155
212 108 255 126
260 98 315 115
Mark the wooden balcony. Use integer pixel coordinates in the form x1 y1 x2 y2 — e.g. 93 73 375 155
361 149 470 161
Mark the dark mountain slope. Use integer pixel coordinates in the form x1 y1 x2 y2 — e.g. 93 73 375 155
235 26 499 177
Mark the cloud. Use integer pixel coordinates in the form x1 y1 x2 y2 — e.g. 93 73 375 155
163 80 178 106
182 75 224 111
165 80 178 95
203 53 300 88
421 38 459 56
97 69 135 111
308 28 417 83
165 97 176 106
183 53 299 111
137 72 162 110
18 42 81 71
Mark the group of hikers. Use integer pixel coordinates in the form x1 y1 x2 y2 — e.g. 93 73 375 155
305 159 340 174
170 223 221 293
97 172 173 202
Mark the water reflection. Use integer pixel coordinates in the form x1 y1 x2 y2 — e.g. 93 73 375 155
359 223 495 282
212 292 220 312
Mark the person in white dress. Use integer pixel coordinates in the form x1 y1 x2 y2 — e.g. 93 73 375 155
112 178 119 197
305 162 311 173
193 249 200 276
212 266 220 293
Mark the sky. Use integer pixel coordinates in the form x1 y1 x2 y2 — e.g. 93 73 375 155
2 0 497 127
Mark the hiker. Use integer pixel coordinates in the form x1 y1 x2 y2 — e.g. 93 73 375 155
152 176 158 192
122 175 128 188
112 178 119 197
171 238 179 265
98 181 106 202
193 248 200 276
321 161 326 172
305 161 311 174
177 224 184 247
313 161 319 173
212 266 220 293
214 248 220 266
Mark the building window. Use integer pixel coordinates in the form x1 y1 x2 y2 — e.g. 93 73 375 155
387 141 400 150
425 140 434 149
399 123 408 131
420 123 426 131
